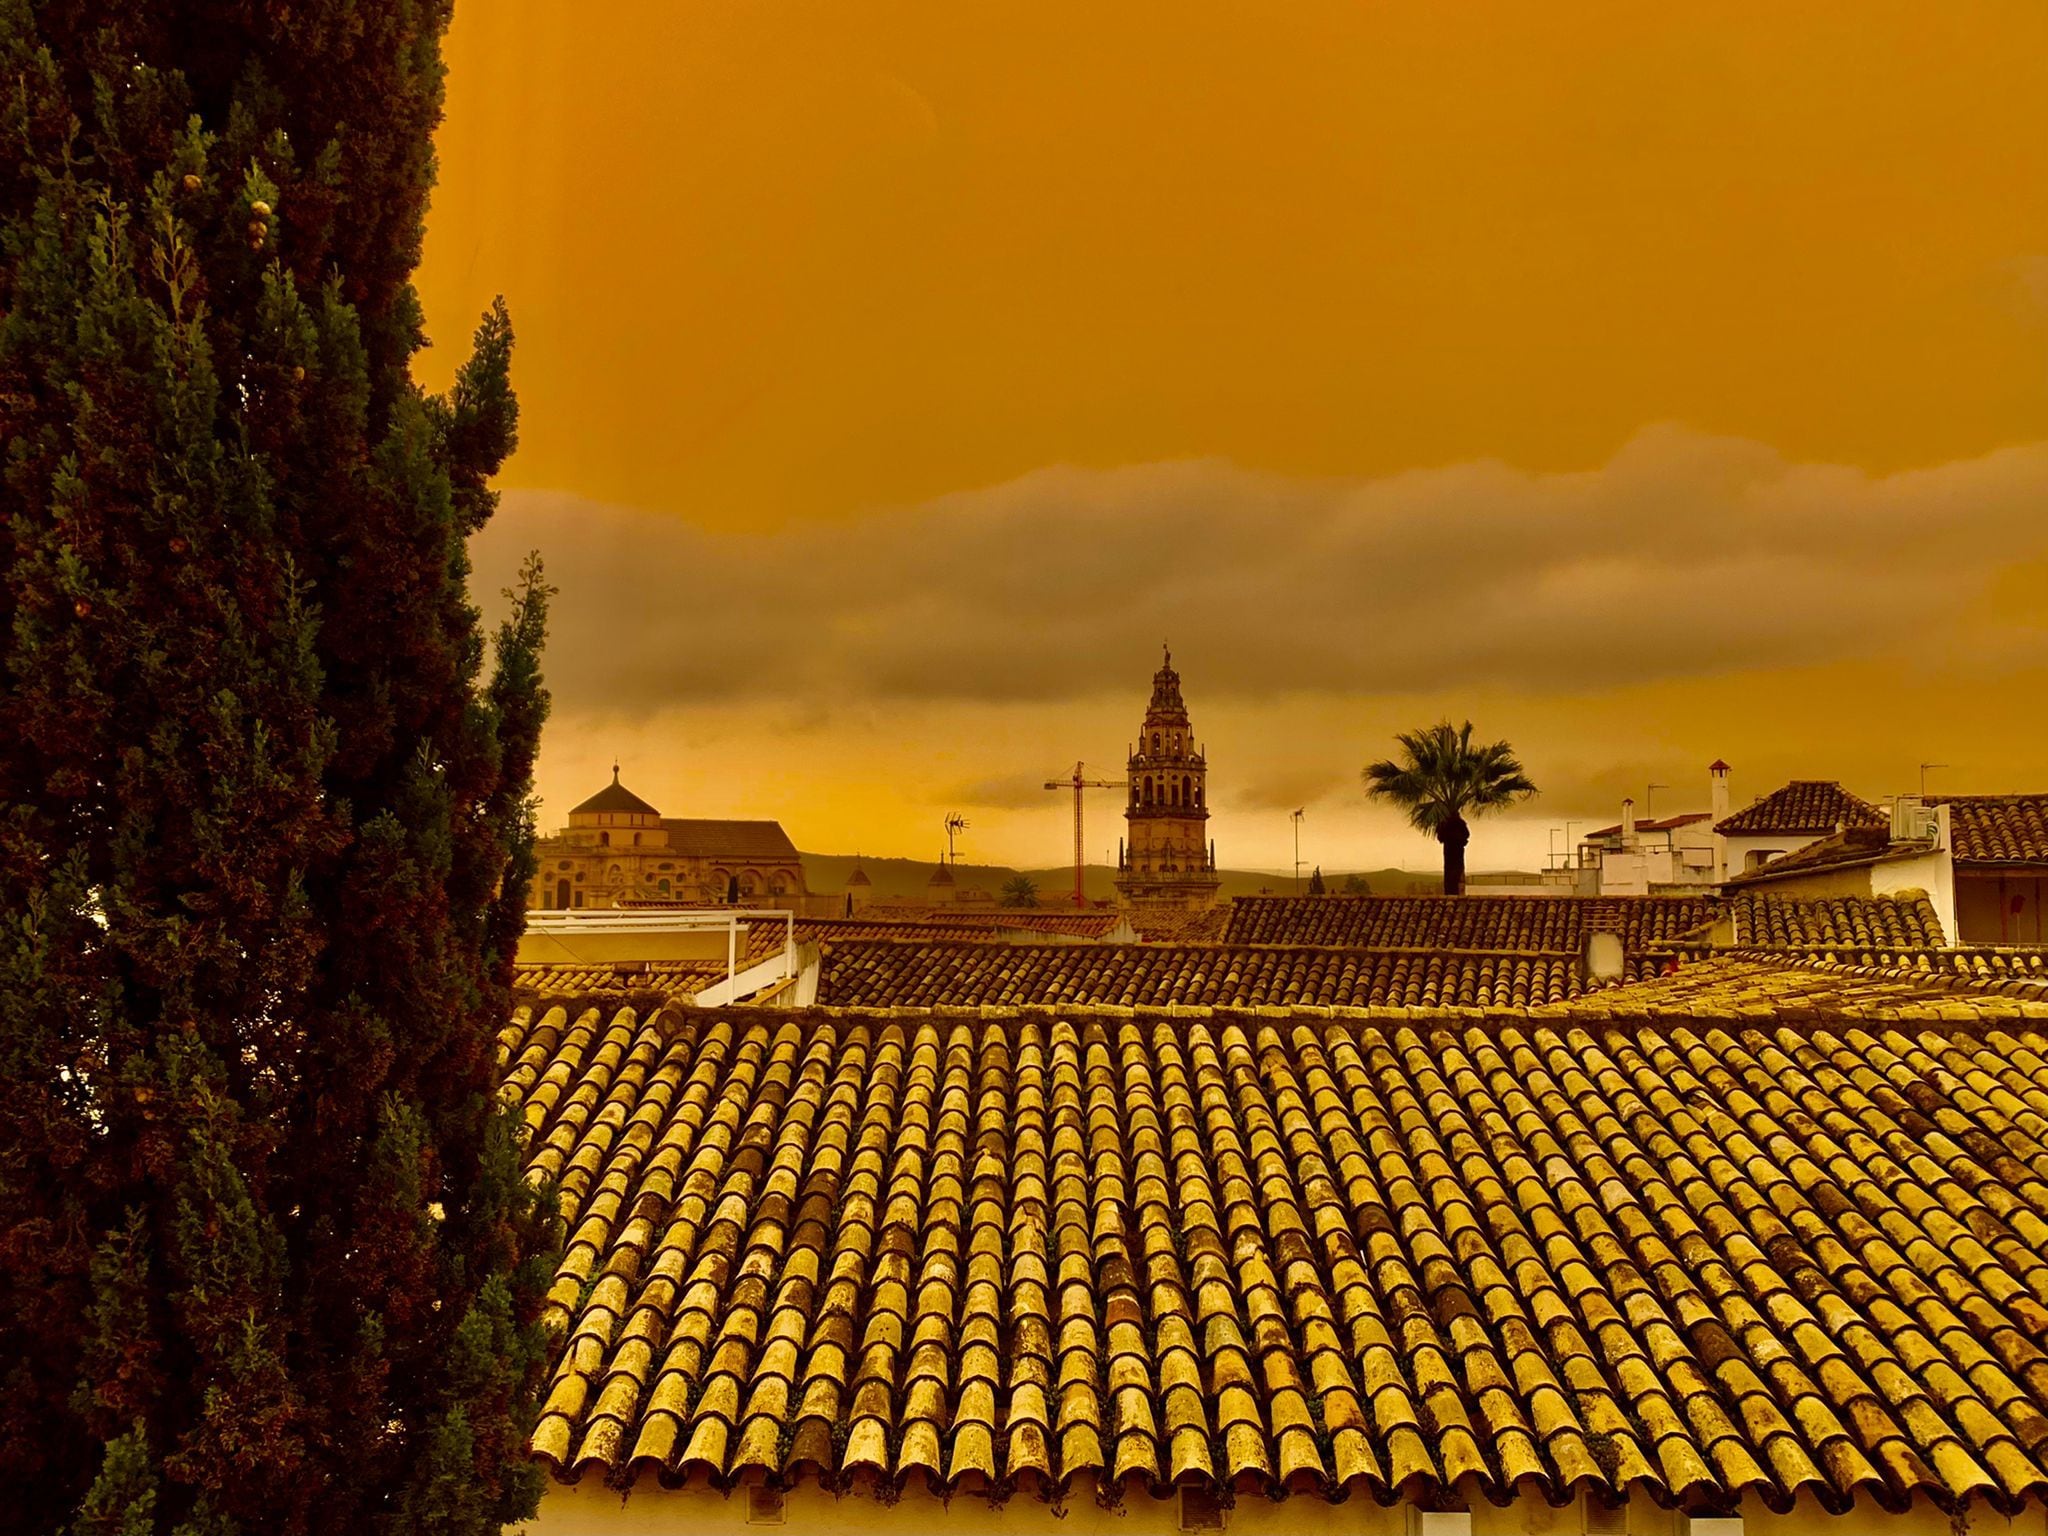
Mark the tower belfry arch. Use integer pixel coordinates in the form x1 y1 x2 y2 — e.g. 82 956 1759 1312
1114 645 1222 912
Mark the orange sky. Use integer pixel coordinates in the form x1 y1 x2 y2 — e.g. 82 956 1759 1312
418 1 2048 872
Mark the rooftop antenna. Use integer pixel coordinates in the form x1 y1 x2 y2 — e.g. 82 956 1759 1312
1645 782 1669 823
1919 763 1947 797
1291 808 1306 893
943 812 969 866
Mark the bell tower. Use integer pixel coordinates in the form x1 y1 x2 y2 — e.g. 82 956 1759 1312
1115 646 1222 911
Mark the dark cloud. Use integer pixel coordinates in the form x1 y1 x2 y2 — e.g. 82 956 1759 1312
471 428 2048 715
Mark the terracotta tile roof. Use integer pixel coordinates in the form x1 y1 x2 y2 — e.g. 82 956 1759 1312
1223 895 1718 952
1725 828 1932 886
796 919 1102 948
511 962 737 999
1731 892 1948 950
1126 907 1230 944
817 941 1587 1010
1573 953 2048 1015
508 998 2048 1510
1931 796 2048 866
1586 812 1713 838
570 775 662 817
849 909 1129 940
660 819 802 862
1714 781 1884 837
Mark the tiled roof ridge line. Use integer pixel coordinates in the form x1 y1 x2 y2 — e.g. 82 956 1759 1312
1747 953 2048 1008
500 1001 2048 1058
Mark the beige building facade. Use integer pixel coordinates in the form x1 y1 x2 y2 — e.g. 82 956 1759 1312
528 769 811 910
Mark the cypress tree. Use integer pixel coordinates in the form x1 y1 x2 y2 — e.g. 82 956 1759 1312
0 4 556 1532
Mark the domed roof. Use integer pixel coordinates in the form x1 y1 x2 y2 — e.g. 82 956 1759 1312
570 766 659 818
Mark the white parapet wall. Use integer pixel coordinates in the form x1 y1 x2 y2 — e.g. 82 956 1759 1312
519 1481 2048 1536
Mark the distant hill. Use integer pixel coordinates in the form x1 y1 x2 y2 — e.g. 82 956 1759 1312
800 852 1449 904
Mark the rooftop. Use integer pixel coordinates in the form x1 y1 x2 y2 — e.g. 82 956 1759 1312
1932 795 2048 867
569 768 661 819
509 989 2048 1511
1714 780 1885 838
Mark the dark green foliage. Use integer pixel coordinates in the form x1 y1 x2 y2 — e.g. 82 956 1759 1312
1363 721 1537 895
0 3 556 1532
999 873 1039 908
1306 865 1324 896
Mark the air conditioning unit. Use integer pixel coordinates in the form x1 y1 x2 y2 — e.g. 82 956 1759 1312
1891 797 1938 843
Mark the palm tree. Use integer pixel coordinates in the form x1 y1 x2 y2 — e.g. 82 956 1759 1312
1000 873 1040 908
1363 721 1536 896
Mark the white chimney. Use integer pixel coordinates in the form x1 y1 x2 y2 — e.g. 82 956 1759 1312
1709 760 1731 885
1621 797 1637 850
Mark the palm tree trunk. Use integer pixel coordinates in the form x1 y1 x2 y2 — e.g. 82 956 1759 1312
1439 816 1470 896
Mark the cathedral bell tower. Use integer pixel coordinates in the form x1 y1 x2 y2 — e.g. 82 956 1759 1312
1114 646 1222 911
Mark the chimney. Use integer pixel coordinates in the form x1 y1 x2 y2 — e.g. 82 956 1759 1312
1708 759 1732 885
1620 797 1637 850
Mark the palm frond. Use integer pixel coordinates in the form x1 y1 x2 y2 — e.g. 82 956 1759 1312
1363 719 1537 829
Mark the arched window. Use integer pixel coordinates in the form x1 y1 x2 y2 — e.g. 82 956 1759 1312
1152 732 1160 753
740 872 759 896
1195 784 1203 807
657 878 671 895
1173 781 1182 807
632 832 642 846
555 879 571 907
1143 779 1153 805
771 875 789 896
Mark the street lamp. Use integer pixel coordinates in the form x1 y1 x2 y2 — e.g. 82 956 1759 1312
1291 808 1305 893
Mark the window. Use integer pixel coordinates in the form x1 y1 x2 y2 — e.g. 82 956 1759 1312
554 879 571 907
557 861 572 871
657 878 671 895
632 832 642 846
1152 732 1161 753
1743 848 1783 871
598 831 609 847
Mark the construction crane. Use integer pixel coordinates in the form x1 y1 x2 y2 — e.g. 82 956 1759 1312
1043 761 1128 908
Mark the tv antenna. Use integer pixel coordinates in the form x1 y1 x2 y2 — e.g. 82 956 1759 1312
943 812 969 865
